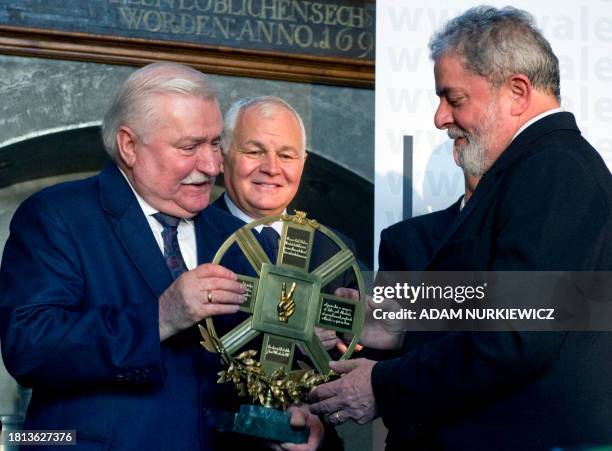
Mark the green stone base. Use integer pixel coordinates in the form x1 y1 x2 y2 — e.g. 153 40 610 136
218 404 309 444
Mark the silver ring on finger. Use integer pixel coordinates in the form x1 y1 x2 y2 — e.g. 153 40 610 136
334 411 344 423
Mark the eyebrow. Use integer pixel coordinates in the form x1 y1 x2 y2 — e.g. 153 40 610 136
243 139 299 153
436 87 464 98
176 135 219 145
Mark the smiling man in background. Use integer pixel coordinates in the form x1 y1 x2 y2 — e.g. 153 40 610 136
218 96 307 222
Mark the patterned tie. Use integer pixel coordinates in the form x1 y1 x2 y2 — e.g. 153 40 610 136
153 212 188 280
260 226 280 263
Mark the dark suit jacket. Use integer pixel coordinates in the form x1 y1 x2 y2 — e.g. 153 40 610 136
0 163 253 450
213 195 357 292
379 198 462 272
372 112 612 450
371 199 462 360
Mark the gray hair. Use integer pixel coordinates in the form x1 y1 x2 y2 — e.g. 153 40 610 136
221 96 307 154
429 6 560 100
101 62 219 159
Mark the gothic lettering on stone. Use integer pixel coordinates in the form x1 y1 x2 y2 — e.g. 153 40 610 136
108 0 374 59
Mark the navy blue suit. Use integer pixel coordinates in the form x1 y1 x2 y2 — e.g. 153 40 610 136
0 163 252 450
372 113 612 450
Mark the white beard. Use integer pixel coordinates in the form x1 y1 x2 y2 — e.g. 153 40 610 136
447 103 498 177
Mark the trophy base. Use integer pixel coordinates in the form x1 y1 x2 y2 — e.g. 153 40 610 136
217 404 309 444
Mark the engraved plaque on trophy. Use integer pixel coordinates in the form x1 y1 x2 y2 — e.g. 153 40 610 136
199 211 364 443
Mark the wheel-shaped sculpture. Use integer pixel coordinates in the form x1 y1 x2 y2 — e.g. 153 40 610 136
203 211 365 407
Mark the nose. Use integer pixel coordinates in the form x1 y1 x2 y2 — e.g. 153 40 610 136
434 99 453 130
196 144 221 176
259 152 281 176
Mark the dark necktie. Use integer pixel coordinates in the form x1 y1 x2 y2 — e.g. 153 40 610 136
153 212 188 280
260 226 280 262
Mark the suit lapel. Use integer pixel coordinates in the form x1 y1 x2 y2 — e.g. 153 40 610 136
426 175 494 268
98 163 173 298
195 204 244 264
431 197 463 241
211 194 231 214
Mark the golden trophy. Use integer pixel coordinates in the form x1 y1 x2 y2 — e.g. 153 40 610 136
199 211 365 443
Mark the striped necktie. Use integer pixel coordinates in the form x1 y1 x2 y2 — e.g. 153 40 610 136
260 226 280 263
153 212 188 280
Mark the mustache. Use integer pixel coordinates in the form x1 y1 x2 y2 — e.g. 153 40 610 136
181 173 213 184
447 127 469 140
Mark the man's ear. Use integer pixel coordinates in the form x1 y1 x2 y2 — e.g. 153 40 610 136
508 74 531 116
116 126 138 168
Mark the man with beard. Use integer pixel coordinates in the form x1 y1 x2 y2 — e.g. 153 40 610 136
309 6 612 450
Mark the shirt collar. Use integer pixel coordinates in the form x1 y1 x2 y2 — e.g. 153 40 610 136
223 192 284 234
118 168 192 224
512 107 565 142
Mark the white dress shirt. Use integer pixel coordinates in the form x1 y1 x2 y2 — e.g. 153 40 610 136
119 169 197 270
223 192 284 235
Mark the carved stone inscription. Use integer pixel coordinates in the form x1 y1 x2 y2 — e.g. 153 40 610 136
0 1 374 60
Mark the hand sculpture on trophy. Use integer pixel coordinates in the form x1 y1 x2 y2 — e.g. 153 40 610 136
278 282 297 323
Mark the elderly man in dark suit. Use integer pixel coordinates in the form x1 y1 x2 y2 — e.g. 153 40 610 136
0 63 322 451
310 6 612 451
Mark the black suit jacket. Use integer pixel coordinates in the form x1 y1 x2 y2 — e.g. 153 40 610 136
372 112 612 450
367 199 461 361
379 198 462 271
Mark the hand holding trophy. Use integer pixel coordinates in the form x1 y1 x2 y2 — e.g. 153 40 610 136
199 211 365 443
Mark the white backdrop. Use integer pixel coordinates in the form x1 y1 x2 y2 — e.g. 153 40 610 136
374 0 612 267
